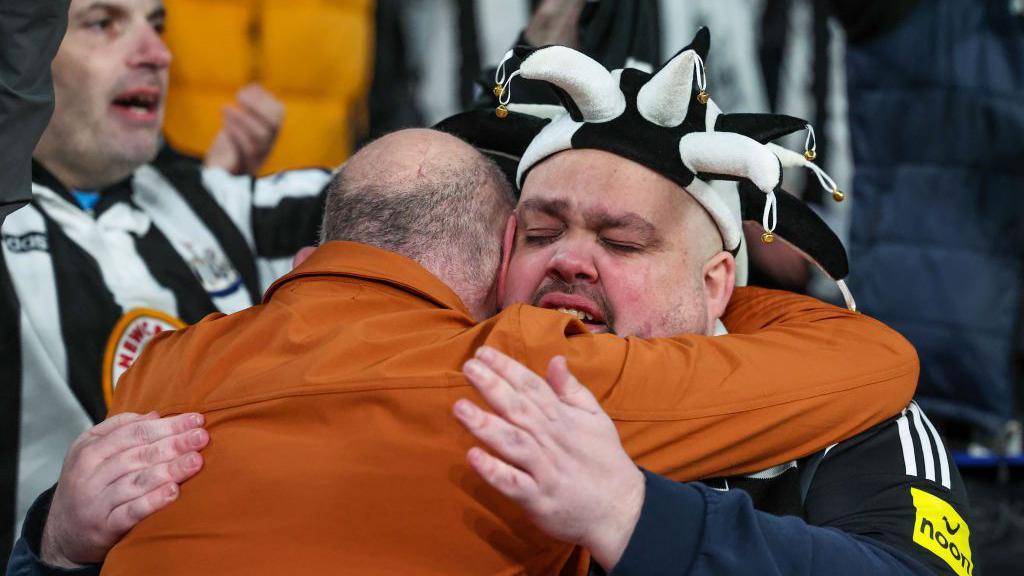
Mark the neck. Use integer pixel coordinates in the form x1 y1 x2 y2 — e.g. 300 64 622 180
33 155 133 192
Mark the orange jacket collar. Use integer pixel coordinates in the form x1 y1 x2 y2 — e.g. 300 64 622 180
263 241 472 316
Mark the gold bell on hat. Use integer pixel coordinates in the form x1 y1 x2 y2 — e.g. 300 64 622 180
804 149 816 162
697 90 710 105
761 231 775 244
493 84 504 98
495 104 509 119
832 188 845 202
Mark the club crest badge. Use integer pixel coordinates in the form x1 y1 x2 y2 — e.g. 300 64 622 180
102 308 185 407
182 243 243 298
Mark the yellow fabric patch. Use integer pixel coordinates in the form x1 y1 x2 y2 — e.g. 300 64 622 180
911 487 973 576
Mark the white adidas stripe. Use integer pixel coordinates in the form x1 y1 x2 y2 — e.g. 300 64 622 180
896 408 918 476
909 403 937 483
914 404 952 490
896 403 952 490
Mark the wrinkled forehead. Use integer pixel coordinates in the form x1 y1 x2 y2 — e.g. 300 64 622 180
517 149 693 228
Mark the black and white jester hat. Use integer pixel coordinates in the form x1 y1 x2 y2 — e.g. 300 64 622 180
484 27 856 310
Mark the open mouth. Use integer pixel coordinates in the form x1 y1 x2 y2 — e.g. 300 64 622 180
537 293 609 333
553 306 608 333
111 88 162 119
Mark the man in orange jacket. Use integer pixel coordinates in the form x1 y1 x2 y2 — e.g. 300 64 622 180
82 127 919 575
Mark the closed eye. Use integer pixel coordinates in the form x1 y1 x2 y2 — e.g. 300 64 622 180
523 228 563 245
600 238 644 253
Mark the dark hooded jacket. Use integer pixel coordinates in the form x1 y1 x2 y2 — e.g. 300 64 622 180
841 0 1024 435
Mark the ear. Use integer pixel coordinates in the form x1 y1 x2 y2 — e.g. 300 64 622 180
496 214 518 308
702 250 735 328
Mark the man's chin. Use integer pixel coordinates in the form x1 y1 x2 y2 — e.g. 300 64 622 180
88 140 160 188
116 136 161 166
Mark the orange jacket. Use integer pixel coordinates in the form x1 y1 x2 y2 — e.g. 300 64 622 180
161 0 374 174
103 241 918 575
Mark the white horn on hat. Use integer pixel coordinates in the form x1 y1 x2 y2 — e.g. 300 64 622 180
518 46 627 123
636 49 697 128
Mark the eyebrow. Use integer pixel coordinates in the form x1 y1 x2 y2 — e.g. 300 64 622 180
517 198 572 220
78 1 124 14
585 211 662 246
77 1 164 18
518 198 664 248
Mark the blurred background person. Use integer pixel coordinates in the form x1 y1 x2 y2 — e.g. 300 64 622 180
0 0 328 566
159 0 424 174
833 1 1024 569
160 0 373 174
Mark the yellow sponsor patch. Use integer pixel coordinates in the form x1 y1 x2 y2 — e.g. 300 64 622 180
911 487 973 576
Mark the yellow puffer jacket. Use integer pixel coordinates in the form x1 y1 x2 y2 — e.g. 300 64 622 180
163 0 374 174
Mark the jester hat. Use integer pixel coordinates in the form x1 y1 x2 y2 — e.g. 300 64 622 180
437 28 854 308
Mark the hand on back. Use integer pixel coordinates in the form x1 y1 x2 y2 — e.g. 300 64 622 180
41 412 209 568
454 347 645 571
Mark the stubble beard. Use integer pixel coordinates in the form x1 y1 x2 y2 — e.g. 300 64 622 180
531 278 617 334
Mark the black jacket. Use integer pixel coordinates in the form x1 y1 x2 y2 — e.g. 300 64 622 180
0 0 68 225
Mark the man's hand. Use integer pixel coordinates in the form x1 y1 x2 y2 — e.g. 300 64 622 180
454 346 645 571
204 84 284 176
41 412 209 568
524 0 587 48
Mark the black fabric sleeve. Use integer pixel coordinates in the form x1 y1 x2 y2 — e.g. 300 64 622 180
803 409 976 576
245 170 330 260
0 0 69 224
5 486 100 576
1 254 22 563
250 192 327 259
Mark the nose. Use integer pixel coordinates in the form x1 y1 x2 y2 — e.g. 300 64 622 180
547 239 599 285
128 25 172 70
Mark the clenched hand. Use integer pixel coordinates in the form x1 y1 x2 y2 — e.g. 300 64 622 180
204 84 284 176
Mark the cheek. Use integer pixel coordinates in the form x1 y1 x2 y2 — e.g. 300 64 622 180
53 54 105 115
599 258 676 334
502 250 550 305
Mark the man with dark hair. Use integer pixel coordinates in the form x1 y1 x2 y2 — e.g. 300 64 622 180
0 0 327 559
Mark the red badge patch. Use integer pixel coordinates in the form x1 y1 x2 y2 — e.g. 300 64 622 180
102 308 185 407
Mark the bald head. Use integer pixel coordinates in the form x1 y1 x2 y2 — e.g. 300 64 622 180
339 129 484 194
320 129 515 320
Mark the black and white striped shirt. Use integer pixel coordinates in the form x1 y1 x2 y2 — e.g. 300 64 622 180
0 154 329 555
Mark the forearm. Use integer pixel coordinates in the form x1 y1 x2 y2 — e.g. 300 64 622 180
0 0 69 213
565 287 918 479
5 487 101 576
0 0 68 92
609 472 932 576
